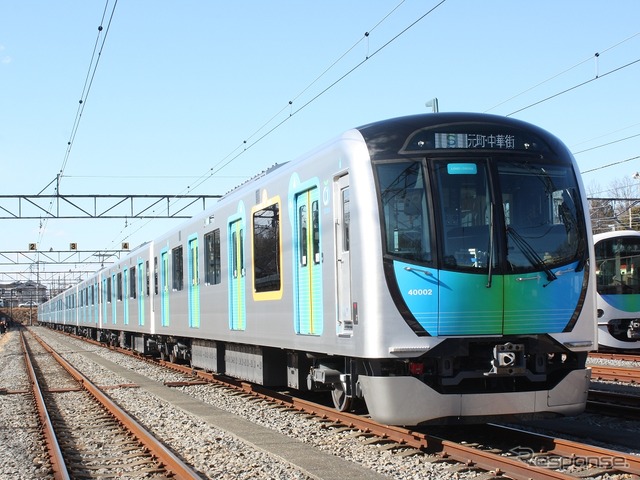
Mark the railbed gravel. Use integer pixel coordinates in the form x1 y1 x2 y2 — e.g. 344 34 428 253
29 328 481 479
0 330 52 479
32 329 472 480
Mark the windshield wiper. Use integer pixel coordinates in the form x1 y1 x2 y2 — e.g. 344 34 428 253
507 226 557 287
486 203 494 288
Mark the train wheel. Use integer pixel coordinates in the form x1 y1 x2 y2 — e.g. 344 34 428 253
331 382 351 412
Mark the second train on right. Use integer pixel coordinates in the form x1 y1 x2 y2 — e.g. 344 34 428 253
594 230 640 350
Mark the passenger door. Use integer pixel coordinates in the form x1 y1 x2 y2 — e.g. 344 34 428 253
160 249 170 327
294 187 323 335
334 174 353 336
228 217 246 330
187 235 200 328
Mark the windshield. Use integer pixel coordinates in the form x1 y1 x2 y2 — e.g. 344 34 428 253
595 236 640 295
498 161 583 272
376 157 584 274
376 161 432 263
433 160 495 271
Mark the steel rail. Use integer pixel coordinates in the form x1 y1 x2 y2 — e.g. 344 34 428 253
28 330 203 479
433 438 578 480
590 365 640 383
485 423 640 477
589 352 640 363
20 331 70 480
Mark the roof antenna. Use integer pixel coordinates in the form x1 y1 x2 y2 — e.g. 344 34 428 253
425 98 439 113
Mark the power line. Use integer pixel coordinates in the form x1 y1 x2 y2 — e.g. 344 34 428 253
188 1 448 197
60 0 119 182
108 0 449 251
506 57 640 116
573 132 640 155
570 121 640 149
37 1 119 259
485 31 640 113
581 154 640 174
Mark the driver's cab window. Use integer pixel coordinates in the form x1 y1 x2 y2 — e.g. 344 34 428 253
434 160 492 270
376 160 432 264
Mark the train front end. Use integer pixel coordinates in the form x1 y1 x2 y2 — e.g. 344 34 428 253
356 113 596 425
593 230 640 350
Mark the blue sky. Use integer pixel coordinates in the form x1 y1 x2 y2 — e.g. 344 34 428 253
1 0 639 284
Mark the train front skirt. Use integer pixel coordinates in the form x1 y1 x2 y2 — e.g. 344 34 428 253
358 368 591 426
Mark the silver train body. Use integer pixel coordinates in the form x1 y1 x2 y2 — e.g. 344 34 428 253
39 113 597 425
593 230 640 350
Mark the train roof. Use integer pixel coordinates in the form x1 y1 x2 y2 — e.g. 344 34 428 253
593 230 640 242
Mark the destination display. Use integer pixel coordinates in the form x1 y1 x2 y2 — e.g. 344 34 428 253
435 132 516 149
400 126 552 155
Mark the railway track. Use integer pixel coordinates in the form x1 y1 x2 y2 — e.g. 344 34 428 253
590 352 640 363
588 389 640 419
21 329 202 479
31 327 640 480
103 336 640 480
590 365 640 383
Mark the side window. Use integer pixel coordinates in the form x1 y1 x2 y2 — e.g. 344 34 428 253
117 272 123 301
204 229 221 285
154 257 159 295
107 277 112 303
299 204 308 265
312 200 320 263
253 202 281 292
342 187 350 252
130 266 137 299
298 198 320 266
146 260 150 296
172 246 184 291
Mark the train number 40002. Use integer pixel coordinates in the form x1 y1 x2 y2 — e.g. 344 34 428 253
407 289 433 296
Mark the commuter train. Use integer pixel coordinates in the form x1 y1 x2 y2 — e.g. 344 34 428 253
594 230 640 350
39 112 597 425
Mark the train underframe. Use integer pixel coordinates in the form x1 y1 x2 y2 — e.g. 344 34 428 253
48 324 589 424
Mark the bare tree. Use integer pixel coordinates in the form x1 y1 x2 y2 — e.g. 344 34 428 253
587 177 640 234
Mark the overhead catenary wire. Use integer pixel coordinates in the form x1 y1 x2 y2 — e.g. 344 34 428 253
485 31 640 113
36 0 119 258
22 2 637 283
582 154 640 175
107 0 449 250
60 2 118 178
184 0 447 197
506 57 640 116
573 132 640 155
485 32 640 180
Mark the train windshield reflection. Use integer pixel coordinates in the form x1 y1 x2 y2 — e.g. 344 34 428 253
596 236 640 295
376 158 584 273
